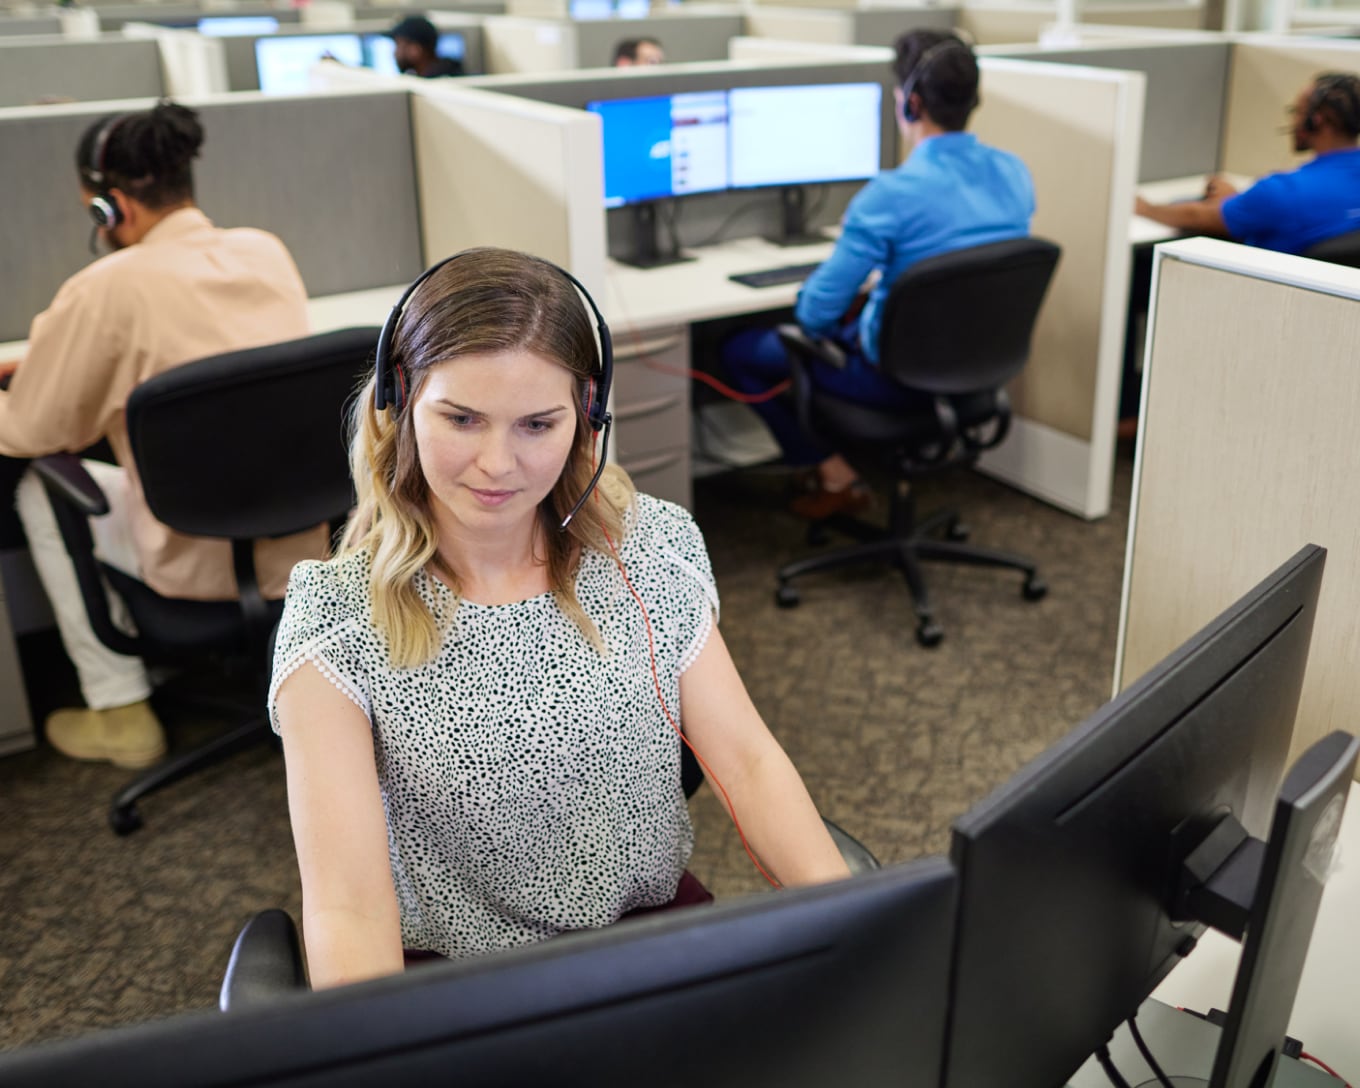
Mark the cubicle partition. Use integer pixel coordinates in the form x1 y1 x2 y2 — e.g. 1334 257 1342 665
0 36 165 107
986 39 1230 180
1116 237 1360 783
959 0 1206 44
968 57 1144 518
92 3 303 32
0 14 63 36
0 90 425 344
482 9 746 73
741 4 957 48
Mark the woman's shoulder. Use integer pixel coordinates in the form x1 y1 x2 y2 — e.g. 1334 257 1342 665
285 547 374 619
626 492 706 553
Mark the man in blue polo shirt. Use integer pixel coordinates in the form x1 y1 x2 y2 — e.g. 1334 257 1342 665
1136 72 1360 253
720 29 1033 518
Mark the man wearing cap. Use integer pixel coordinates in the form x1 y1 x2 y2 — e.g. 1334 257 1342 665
390 15 464 78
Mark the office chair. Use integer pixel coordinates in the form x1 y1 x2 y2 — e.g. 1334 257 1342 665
1302 228 1360 269
31 326 379 834
773 238 1061 648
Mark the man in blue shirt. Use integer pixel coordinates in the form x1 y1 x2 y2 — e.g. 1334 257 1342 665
1135 72 1360 253
721 30 1034 518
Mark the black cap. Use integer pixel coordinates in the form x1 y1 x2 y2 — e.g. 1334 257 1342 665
388 15 438 51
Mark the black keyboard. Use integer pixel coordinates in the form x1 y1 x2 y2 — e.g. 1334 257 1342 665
728 262 822 288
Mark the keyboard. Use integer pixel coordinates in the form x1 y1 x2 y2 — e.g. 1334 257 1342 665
728 262 822 288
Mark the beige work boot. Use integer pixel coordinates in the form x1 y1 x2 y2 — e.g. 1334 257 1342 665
45 701 167 769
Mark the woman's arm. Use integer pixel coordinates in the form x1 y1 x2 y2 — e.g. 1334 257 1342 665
276 664 405 989
678 624 851 887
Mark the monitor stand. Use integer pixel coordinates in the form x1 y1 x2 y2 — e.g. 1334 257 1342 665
615 202 694 270
765 186 832 247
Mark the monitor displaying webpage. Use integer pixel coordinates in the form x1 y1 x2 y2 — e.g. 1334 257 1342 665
255 34 363 95
589 91 728 207
198 15 279 36
727 82 883 189
361 32 465 75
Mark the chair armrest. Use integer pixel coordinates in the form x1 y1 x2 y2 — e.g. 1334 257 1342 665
823 818 881 875
220 909 308 1012
775 325 848 371
30 453 110 518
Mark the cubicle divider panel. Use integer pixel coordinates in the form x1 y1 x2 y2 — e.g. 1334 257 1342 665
0 16 63 36
0 91 423 342
408 85 606 292
961 1 1205 44
572 13 747 69
970 58 1145 518
852 6 959 45
742 8 856 47
727 37 894 63
1116 238 1360 774
988 41 1230 180
0 37 165 107
481 15 578 74
1220 37 1360 179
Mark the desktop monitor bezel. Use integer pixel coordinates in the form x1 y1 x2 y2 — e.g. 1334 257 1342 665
0 858 958 1088
942 544 1326 1088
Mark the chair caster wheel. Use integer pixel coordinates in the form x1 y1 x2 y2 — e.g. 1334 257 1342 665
109 805 143 836
947 520 970 541
1022 576 1048 602
916 621 944 648
775 584 801 609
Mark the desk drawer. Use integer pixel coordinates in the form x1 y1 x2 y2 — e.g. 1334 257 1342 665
613 325 690 463
620 446 691 511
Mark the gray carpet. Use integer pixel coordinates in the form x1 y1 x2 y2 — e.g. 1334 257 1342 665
0 447 1131 1055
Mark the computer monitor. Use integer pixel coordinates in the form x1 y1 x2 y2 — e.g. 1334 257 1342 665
0 859 958 1087
943 543 1329 1088
570 0 613 17
197 15 279 37
360 31 466 76
727 82 883 191
254 34 363 95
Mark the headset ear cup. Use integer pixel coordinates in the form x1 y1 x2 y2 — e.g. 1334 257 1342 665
89 194 120 229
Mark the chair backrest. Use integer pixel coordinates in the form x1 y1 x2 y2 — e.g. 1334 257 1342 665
1302 228 1360 269
877 238 1061 396
127 326 379 541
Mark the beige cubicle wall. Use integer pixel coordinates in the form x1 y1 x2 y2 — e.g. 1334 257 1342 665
959 0 1206 43
1116 238 1360 776
481 8 745 72
0 35 165 106
970 57 1144 518
1220 34 1360 179
741 3 956 47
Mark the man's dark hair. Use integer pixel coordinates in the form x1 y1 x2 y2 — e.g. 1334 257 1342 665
1311 72 1360 138
612 36 660 64
891 28 980 132
75 100 203 210
390 14 439 53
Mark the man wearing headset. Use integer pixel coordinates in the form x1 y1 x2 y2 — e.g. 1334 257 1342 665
720 30 1033 519
0 101 323 769
1135 72 1360 252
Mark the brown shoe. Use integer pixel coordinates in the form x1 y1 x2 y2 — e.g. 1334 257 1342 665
45 701 167 769
789 481 873 521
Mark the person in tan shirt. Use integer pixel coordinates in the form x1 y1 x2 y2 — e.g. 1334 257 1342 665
0 100 327 768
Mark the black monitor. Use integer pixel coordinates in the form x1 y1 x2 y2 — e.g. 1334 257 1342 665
0 859 958 1087
943 543 1330 1088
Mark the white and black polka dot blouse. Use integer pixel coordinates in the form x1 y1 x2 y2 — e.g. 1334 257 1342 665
268 493 720 959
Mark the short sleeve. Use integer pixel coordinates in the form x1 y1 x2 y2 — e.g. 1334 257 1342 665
630 495 720 675
267 558 373 732
1221 177 1288 249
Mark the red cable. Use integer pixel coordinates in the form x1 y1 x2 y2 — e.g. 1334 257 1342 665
1301 1052 1351 1086
645 359 790 405
586 439 782 890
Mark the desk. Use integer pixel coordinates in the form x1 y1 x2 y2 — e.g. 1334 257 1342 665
1131 173 1256 245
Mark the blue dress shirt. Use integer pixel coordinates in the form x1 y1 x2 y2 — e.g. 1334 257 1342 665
794 131 1035 362
1221 148 1360 255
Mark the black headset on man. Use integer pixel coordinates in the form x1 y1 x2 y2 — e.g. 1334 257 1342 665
899 35 977 124
373 251 615 531
1301 72 1360 136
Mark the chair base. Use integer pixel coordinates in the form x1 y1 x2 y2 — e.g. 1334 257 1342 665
775 500 1046 648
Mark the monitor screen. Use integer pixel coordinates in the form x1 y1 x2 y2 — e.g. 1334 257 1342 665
0 859 958 1087
727 82 883 189
254 34 363 95
197 15 279 36
615 0 650 16
942 544 1326 1088
588 91 729 208
361 31 465 75
569 0 613 17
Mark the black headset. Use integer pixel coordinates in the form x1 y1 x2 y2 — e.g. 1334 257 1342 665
373 250 615 529
85 113 127 231
1302 73 1360 137
899 36 976 124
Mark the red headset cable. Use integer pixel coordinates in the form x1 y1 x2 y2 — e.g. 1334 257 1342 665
584 437 782 891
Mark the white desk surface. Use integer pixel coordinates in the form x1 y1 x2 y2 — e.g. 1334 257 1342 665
1131 173 1255 247
1152 779 1360 1079
603 235 836 332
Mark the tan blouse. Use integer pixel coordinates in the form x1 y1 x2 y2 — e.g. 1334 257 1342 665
0 207 328 600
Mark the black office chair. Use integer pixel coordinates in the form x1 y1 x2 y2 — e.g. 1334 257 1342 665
32 326 379 834
773 238 1061 648
1302 228 1360 269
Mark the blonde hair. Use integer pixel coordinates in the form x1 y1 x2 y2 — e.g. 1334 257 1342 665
340 248 635 668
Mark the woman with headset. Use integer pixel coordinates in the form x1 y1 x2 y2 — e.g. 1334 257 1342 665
269 248 850 989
